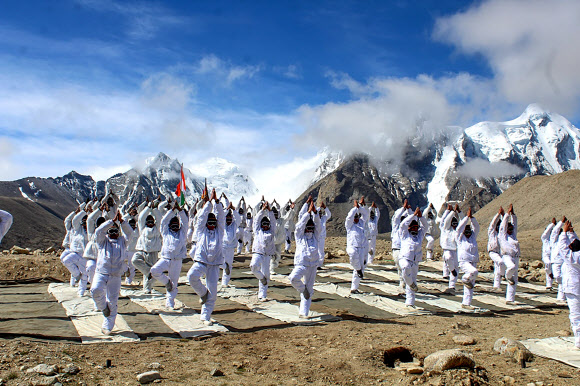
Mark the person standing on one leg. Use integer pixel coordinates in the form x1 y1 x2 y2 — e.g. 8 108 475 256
440 204 461 294
541 218 556 292
558 221 580 350
270 201 286 274
391 200 412 291
346 199 368 295
91 211 132 335
367 202 380 265
283 200 296 253
289 201 322 318
60 210 77 286
317 201 331 268
487 207 505 292
235 197 246 255
250 202 277 301
186 189 225 325
132 198 162 294
551 217 567 303
498 204 520 305
423 203 439 261
122 207 139 285
62 208 89 291
456 208 480 310
221 195 242 286
399 207 427 308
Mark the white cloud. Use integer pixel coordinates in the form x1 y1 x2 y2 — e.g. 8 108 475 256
194 54 262 85
456 159 525 179
434 0 580 116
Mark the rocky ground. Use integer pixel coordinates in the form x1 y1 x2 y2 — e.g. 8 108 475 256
1 235 579 385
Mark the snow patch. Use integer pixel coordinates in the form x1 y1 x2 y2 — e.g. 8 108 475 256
19 187 34 202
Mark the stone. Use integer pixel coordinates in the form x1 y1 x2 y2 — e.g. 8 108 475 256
34 249 43 255
530 260 544 269
336 250 347 257
27 364 58 376
423 349 475 371
31 376 59 386
148 363 164 370
10 246 31 255
453 335 477 345
503 376 515 385
137 371 161 384
406 366 423 374
493 337 533 362
558 372 573 378
64 364 80 375
44 247 56 253
210 368 224 376
556 330 572 337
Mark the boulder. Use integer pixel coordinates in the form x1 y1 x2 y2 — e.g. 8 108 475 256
453 335 477 345
26 364 58 376
137 371 161 384
530 260 543 269
493 337 533 362
423 349 475 371
44 247 56 254
10 246 31 255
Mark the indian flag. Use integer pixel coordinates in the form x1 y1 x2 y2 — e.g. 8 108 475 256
175 165 186 206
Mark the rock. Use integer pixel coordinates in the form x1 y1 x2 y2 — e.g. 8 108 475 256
519 261 529 269
210 368 224 377
44 247 56 253
406 366 423 374
64 364 80 375
148 363 164 370
493 337 533 362
453 335 477 345
423 349 475 371
137 371 161 384
556 330 572 337
558 371 573 378
31 376 59 386
10 246 31 255
27 364 58 376
503 375 515 385
336 250 347 257
34 249 43 255
531 260 543 269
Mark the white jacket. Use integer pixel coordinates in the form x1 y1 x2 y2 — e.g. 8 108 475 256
0 209 13 244
487 213 502 253
95 220 131 276
498 213 519 258
293 212 322 266
422 206 439 238
191 201 225 265
135 207 162 253
439 209 460 251
456 216 480 263
391 206 412 249
160 209 188 260
69 210 88 254
550 221 565 264
559 232 580 295
223 205 242 250
367 207 380 238
319 206 331 239
82 208 103 260
284 206 296 232
541 222 555 264
252 209 277 255
61 211 75 248
399 215 427 262
346 207 367 251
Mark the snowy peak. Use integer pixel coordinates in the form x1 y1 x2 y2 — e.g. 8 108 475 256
189 157 258 201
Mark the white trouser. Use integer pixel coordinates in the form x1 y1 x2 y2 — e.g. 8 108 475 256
78 258 96 296
565 293 580 348
91 272 122 331
284 229 294 252
237 235 244 254
425 234 435 258
459 261 478 306
151 258 182 308
544 262 553 288
392 249 404 288
124 252 136 283
62 252 84 287
443 250 458 289
553 263 566 301
270 244 283 273
187 262 220 322
244 230 253 254
503 254 519 302
367 236 377 265
60 249 76 284
349 246 366 291
289 265 317 316
221 247 235 286
400 258 419 306
318 235 326 267
132 251 159 292
250 253 271 299
489 251 504 288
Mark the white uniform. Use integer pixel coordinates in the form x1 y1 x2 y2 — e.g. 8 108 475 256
122 213 139 285
551 221 567 301
270 203 286 273
398 215 427 306
456 216 480 306
318 206 331 267
487 213 504 289
151 209 188 308
423 206 439 261
90 219 131 333
250 208 277 300
221 201 242 286
289 212 322 317
541 222 555 289
283 205 296 253
60 211 77 286
62 210 88 290
367 207 380 265
391 206 412 288
346 206 368 292
498 213 520 302
558 232 580 348
440 209 460 290
78 208 103 296
186 201 225 323
235 200 246 254
0 209 13 245
132 207 162 293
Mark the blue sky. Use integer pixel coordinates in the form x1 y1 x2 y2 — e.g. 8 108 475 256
1 0 580 198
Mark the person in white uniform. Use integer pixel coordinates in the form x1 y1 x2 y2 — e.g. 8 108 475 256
455 208 480 310
0 209 13 245
346 199 368 294
250 202 277 301
423 203 439 261
186 190 225 325
440 204 461 294
270 201 286 274
487 207 505 291
150 203 188 309
91 211 132 335
498 204 520 304
60 210 77 286
398 207 427 307
289 201 322 318
283 200 296 253
391 200 412 290
132 199 162 293
551 217 568 303
558 221 580 350
367 202 380 265
317 201 331 268
62 208 89 291
541 218 556 291
221 196 242 286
